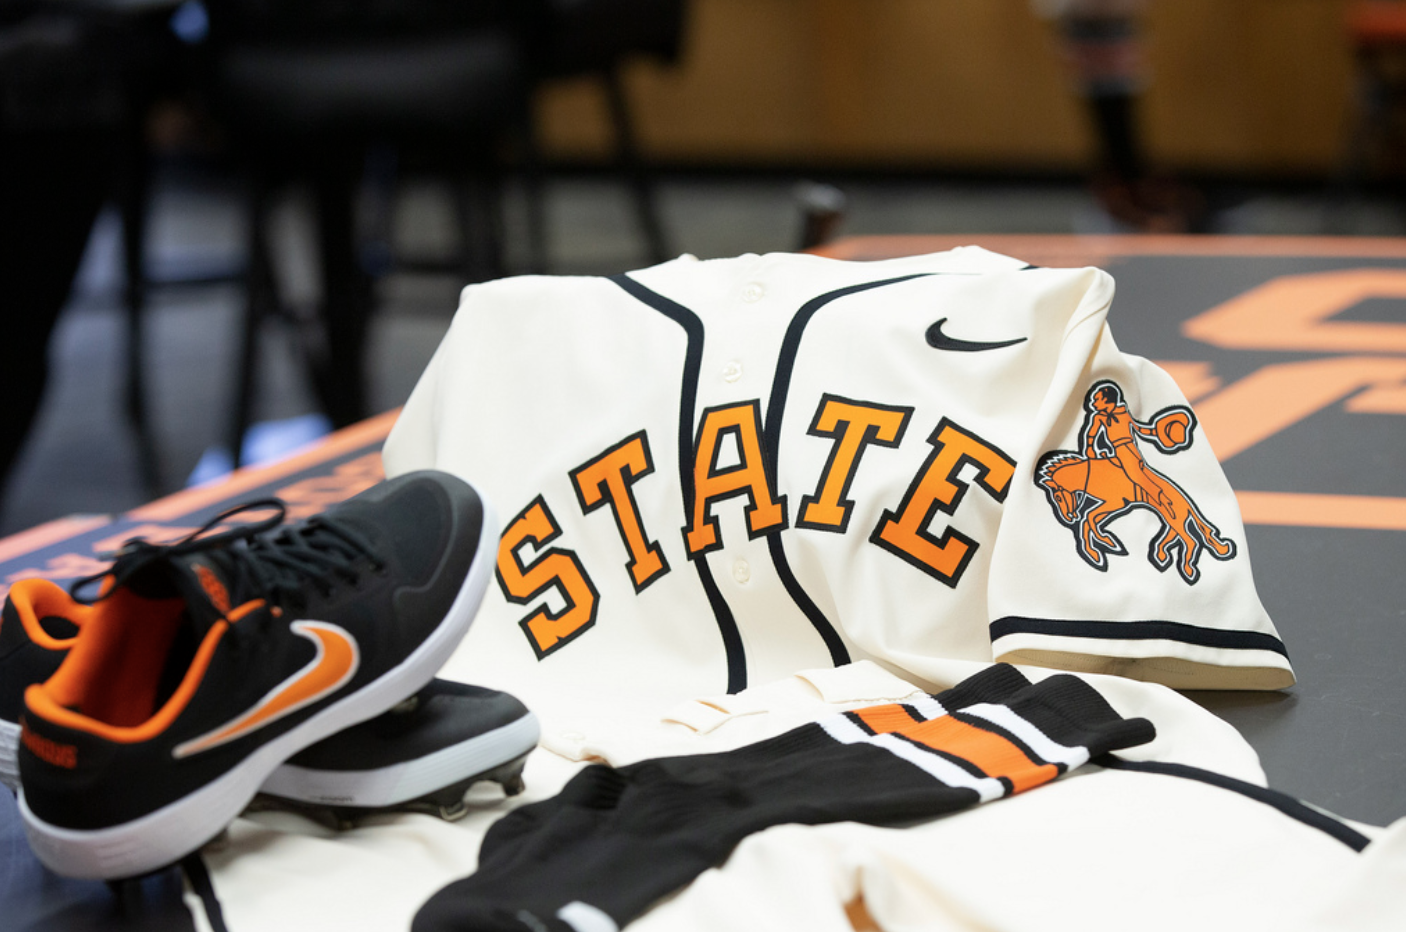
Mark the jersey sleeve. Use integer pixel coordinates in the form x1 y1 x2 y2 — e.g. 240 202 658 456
984 314 1294 690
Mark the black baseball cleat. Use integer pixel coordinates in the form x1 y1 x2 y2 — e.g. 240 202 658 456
1 581 538 818
0 578 80 792
16 470 497 880
253 679 537 826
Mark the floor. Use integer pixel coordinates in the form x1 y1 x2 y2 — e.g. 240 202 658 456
2 164 1401 537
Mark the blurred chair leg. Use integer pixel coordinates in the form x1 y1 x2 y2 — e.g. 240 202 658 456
1329 49 1388 233
603 66 669 265
360 144 399 280
312 151 372 428
794 180 848 251
117 139 164 498
455 166 507 284
230 172 275 468
515 119 550 276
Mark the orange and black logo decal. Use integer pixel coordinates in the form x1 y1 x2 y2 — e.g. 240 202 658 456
1035 380 1236 584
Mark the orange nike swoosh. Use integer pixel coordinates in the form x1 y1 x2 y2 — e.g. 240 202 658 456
173 621 361 759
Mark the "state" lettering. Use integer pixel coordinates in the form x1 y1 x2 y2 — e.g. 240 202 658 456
798 395 913 533
571 431 669 592
683 402 788 557
870 418 1015 587
496 496 600 658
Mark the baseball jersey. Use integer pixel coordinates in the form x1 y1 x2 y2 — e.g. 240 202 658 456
382 247 1292 715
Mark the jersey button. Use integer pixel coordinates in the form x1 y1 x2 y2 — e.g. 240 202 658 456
721 360 743 383
732 559 751 584
741 282 765 303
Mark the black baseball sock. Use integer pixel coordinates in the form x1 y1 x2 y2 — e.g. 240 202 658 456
413 665 1155 932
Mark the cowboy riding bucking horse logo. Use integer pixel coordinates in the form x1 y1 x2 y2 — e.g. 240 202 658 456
1035 380 1235 584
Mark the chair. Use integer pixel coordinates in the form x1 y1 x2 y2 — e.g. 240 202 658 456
0 5 184 501
197 1 536 462
535 0 689 266
120 1 690 476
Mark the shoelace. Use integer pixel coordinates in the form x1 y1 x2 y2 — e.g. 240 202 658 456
71 499 385 617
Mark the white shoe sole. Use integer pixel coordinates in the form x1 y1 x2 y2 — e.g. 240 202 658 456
259 709 538 808
0 718 17 793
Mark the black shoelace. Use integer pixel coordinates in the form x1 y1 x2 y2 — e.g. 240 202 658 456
71 500 385 617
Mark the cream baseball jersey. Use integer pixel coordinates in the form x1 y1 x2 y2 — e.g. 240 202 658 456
382 248 1293 708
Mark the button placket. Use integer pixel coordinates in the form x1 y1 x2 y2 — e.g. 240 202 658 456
732 559 751 585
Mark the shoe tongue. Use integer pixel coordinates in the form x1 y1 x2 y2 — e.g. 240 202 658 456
121 553 244 631
184 556 241 618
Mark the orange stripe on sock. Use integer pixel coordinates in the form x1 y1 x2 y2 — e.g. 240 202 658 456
853 705 1060 792
852 704 923 735
901 716 1059 794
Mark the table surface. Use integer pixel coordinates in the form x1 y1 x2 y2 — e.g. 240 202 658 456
2 234 1404 929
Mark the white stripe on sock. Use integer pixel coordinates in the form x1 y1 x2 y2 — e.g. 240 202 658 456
557 900 619 932
959 702 1090 770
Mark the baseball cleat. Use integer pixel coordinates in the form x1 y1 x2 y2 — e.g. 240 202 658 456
254 678 538 823
15 470 497 880
0 578 79 793
1 583 538 816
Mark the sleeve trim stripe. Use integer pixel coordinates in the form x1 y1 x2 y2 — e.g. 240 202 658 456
990 616 1290 658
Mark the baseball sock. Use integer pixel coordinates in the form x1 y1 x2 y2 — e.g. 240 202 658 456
413 664 1155 932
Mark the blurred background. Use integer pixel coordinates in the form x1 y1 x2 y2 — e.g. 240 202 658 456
1 0 1403 535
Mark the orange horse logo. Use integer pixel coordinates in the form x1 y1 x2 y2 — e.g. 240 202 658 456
1035 381 1235 584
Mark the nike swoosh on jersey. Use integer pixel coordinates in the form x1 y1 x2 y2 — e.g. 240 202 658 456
173 621 361 758
926 318 1027 352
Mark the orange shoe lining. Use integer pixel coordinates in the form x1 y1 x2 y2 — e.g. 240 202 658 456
25 596 266 744
7 577 94 650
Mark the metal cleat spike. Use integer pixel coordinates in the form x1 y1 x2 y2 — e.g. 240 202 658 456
491 757 528 797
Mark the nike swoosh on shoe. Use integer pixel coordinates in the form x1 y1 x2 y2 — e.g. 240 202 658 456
174 621 360 758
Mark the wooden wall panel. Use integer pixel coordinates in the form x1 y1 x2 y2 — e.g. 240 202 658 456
534 0 1356 175
1143 0 1355 172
